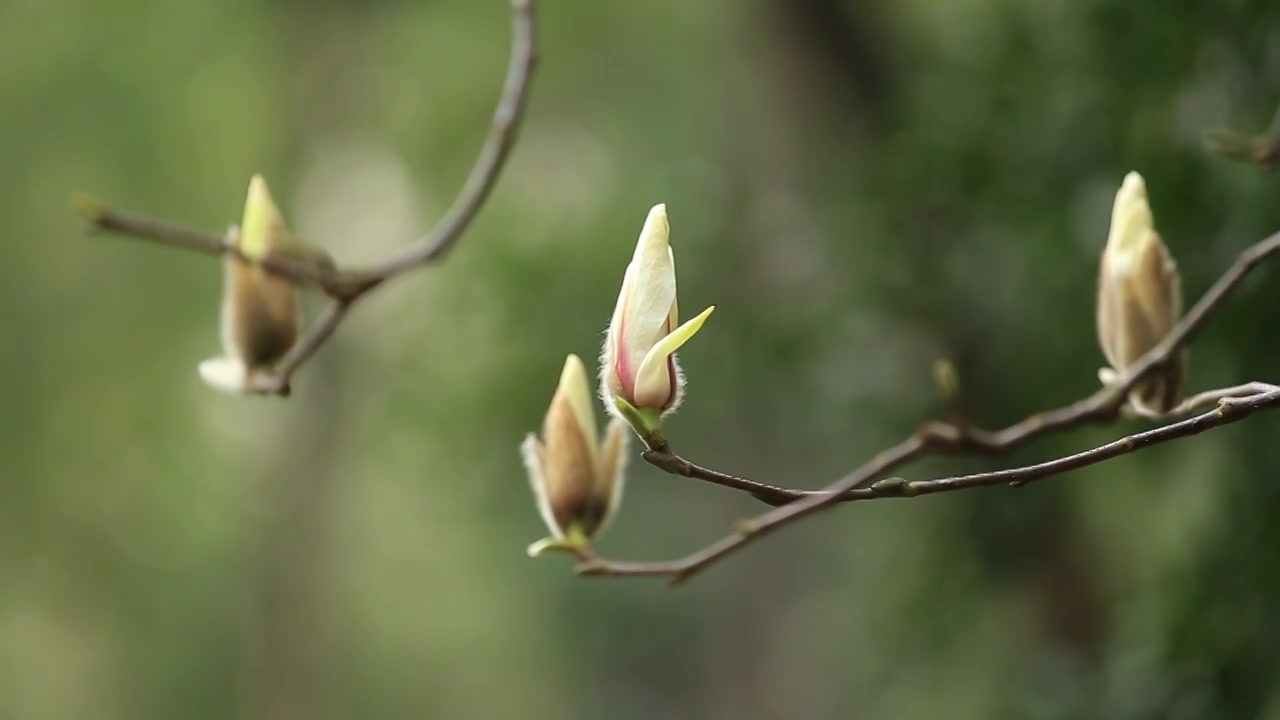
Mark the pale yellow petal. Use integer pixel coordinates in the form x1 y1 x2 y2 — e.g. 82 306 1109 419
541 390 600 533
1106 171 1154 257
1128 230 1180 341
520 433 564 540
555 354 599 465
619 205 677 386
667 246 679 329
632 305 714 409
600 262 634 410
526 537 561 557
594 417 630 535
239 175 290 260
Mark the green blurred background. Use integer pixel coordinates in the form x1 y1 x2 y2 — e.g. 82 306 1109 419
4 0 1280 717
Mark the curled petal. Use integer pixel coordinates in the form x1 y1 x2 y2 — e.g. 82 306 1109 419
593 418 630 535
520 434 563 541
632 305 715 409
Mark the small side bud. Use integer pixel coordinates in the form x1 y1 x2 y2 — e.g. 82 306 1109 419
1096 171 1186 414
932 358 961 417
523 354 629 556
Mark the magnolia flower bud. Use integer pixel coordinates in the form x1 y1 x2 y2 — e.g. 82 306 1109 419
198 175 300 394
1096 171 1186 414
522 354 629 556
600 204 714 435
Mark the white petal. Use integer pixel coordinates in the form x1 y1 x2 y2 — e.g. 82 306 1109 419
520 433 564 540
593 418 630 536
1106 172 1154 258
619 205 677 392
556 354 599 465
600 262 634 413
632 306 714 409
198 356 250 394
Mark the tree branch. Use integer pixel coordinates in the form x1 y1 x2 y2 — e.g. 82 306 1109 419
361 0 537 278
75 0 538 394
580 227 1280 584
247 300 352 396
580 385 1280 584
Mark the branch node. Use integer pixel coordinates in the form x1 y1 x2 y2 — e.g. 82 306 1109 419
573 559 608 576
70 192 107 225
668 571 695 588
869 476 915 497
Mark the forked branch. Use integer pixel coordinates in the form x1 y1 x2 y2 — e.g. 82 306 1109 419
75 0 538 395
578 228 1280 584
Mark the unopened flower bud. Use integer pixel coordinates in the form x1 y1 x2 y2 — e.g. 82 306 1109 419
198 175 300 394
1096 171 1186 414
600 204 714 437
522 354 629 556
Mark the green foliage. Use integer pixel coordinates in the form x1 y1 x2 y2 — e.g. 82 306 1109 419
3 0 1280 718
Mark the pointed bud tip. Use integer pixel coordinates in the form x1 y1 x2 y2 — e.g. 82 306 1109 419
559 353 587 386
638 203 670 246
554 352 599 446
245 174 276 213
240 174 287 259
1107 170 1158 256
1119 171 1147 198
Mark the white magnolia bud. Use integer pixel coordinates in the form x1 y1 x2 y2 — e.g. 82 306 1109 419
198 175 300 394
522 354 629 555
1096 171 1185 414
599 204 714 432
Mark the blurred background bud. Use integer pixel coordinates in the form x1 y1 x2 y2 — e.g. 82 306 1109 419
1096 171 1185 414
198 176 300 393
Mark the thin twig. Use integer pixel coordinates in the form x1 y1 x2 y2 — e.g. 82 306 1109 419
580 387 1280 584
1202 101 1280 171
641 381 1280 507
643 229 1280 499
1131 381 1280 420
76 199 229 256
248 300 353 396
362 0 537 278
589 228 1280 583
75 0 539 393
79 201 353 297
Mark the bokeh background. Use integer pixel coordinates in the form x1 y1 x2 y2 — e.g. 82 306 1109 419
4 0 1280 718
